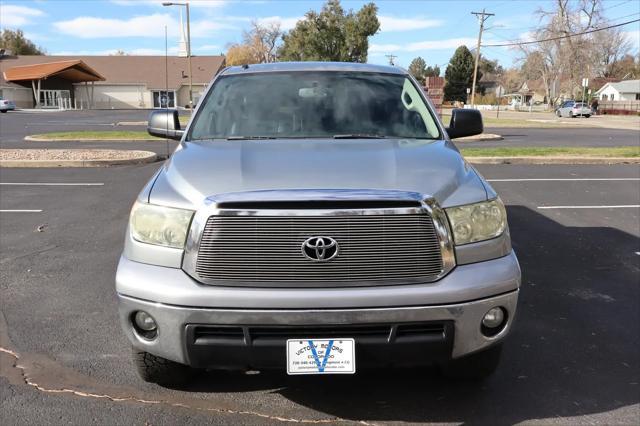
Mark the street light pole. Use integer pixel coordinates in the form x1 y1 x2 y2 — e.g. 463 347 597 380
163 1 193 109
185 2 193 110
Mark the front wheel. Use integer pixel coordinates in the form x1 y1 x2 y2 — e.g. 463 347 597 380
132 347 193 386
555 110 561 117
585 114 591 118
0 110 7 113
441 344 502 380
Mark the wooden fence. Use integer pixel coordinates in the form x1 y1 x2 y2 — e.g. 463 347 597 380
597 100 640 115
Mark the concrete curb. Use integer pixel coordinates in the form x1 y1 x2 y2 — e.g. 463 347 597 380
466 156 639 165
0 151 158 168
455 133 503 142
25 135 162 142
12 109 63 113
115 121 148 126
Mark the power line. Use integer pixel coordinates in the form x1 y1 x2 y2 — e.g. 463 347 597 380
482 18 640 47
481 46 518 60
489 8 639 34
486 11 640 43
601 0 633 12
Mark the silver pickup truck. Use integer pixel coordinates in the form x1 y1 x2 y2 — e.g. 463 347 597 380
116 62 520 385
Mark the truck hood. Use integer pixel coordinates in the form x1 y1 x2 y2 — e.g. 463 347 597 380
148 139 489 209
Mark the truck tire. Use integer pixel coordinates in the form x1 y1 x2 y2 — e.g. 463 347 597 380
441 344 502 380
132 347 193 386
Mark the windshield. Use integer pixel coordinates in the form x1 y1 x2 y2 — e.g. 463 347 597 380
188 71 440 140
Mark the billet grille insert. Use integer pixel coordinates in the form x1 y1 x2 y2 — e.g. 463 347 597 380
195 214 444 285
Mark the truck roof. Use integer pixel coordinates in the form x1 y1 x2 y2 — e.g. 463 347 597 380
222 61 407 76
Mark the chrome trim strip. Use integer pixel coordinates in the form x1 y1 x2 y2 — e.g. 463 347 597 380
182 189 456 287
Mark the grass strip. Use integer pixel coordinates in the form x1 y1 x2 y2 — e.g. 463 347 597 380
460 147 640 158
481 117 573 128
441 113 590 128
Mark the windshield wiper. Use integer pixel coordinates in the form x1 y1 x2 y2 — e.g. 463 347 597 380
226 136 277 140
332 134 387 139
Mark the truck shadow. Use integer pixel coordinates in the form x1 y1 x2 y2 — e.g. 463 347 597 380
185 205 639 424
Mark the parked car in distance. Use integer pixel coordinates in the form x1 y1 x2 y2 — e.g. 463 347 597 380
0 97 16 113
556 100 591 118
117 62 521 385
555 100 575 116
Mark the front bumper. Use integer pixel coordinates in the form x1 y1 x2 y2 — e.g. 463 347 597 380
117 252 520 367
119 291 518 367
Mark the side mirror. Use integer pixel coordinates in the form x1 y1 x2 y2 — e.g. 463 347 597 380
147 109 184 140
446 108 483 139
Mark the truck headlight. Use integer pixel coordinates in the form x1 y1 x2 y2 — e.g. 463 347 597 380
129 201 194 249
445 198 507 245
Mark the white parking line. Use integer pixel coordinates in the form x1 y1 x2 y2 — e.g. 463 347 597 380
538 205 640 210
488 178 640 182
0 182 104 186
0 209 43 213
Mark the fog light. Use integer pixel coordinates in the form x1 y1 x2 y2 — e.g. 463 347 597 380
134 311 157 332
482 307 505 329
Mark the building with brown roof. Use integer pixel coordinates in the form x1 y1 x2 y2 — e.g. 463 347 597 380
0 54 226 109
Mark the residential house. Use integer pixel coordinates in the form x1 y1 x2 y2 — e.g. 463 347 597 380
594 79 640 101
517 80 547 104
477 73 505 98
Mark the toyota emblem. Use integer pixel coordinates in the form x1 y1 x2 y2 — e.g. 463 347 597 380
301 236 339 262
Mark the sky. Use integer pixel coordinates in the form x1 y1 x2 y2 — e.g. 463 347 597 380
1 0 639 70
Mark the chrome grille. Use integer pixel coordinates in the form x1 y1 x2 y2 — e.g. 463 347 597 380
194 214 444 286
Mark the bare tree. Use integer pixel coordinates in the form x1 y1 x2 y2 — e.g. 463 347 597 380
243 21 283 63
591 26 632 77
519 47 558 106
518 0 632 106
225 21 283 65
499 68 523 94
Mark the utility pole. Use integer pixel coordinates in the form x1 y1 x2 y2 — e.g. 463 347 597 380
470 9 494 107
385 54 397 66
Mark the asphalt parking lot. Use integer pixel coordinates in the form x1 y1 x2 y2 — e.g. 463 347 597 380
0 110 181 156
1 158 638 424
2 110 639 154
480 126 640 148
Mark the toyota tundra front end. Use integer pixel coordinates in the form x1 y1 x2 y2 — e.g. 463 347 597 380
116 62 520 385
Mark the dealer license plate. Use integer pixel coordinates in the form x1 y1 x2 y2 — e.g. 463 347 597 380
286 338 356 375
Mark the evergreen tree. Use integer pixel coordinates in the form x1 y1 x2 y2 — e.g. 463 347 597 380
444 46 478 102
279 0 379 63
425 65 440 78
408 57 427 84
